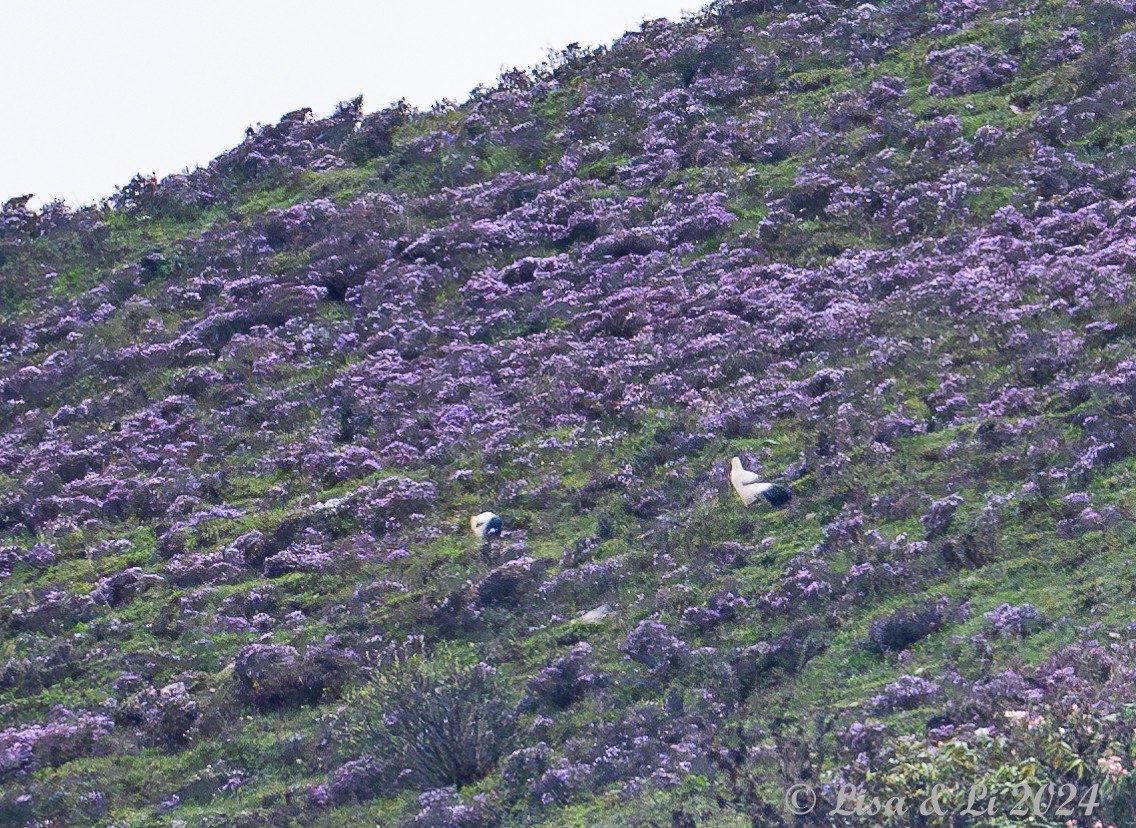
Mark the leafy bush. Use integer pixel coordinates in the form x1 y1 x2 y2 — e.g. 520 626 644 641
865 602 947 653
326 754 390 805
233 643 354 712
524 642 605 710
336 644 518 789
620 619 690 674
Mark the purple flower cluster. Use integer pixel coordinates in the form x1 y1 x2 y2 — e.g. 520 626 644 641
407 787 494 828
620 619 690 673
0 708 113 777
926 45 1018 97
868 675 942 713
525 643 605 710
919 495 964 539
983 602 1043 637
233 642 354 711
682 590 749 631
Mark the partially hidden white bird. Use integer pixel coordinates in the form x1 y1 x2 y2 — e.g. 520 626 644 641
469 511 503 539
729 457 793 508
576 603 613 624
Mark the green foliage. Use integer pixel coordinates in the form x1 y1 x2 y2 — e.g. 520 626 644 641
334 643 520 789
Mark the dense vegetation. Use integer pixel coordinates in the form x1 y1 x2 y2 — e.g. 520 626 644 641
5 0 1136 824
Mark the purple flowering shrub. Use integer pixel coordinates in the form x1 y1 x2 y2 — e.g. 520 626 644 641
619 619 690 674
404 787 496 828
836 638 1136 825
0 708 113 777
524 643 605 710
983 602 1043 637
538 554 626 604
115 679 201 748
322 754 390 805
864 599 949 653
926 45 1018 96
758 557 835 616
868 675 942 713
233 642 355 712
682 590 749 631
919 494 964 539
467 556 547 609
89 566 165 607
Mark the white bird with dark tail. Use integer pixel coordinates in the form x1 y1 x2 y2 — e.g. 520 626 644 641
729 457 793 508
469 511 503 540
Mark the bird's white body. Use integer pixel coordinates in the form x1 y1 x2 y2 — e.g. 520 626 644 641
470 511 502 539
729 456 777 506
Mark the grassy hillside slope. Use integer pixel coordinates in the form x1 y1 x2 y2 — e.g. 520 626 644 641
5 0 1136 825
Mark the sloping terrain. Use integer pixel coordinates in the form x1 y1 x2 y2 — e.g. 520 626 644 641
4 0 1136 825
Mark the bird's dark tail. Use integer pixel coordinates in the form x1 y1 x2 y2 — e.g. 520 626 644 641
762 485 793 508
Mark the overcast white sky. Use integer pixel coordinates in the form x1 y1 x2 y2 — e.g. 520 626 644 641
1 1 697 210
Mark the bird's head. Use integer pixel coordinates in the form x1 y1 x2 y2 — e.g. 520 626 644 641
730 456 743 471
